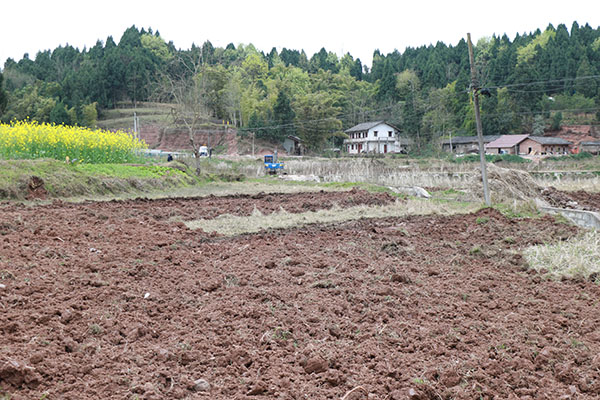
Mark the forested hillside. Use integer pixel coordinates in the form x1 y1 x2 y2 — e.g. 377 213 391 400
0 23 599 151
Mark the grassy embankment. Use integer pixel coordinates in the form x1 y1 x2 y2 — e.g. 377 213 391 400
0 159 201 200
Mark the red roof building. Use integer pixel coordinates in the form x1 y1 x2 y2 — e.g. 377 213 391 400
484 135 529 154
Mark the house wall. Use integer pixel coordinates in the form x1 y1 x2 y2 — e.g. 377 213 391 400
443 142 481 154
346 140 395 154
367 123 396 140
344 123 398 154
542 144 569 155
519 139 570 155
486 146 516 155
519 138 544 155
581 144 600 154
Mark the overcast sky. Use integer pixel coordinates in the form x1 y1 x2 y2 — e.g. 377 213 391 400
2 0 598 69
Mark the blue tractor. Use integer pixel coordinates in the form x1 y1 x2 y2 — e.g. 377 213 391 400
264 154 284 175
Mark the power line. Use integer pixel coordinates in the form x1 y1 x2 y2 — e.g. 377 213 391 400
238 75 600 134
486 74 600 90
240 103 399 132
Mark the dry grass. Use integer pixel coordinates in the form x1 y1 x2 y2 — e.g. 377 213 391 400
533 176 600 192
55 181 342 203
280 158 478 189
523 230 600 281
184 198 479 236
465 164 543 203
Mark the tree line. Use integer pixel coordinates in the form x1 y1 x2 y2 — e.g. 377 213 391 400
0 22 599 151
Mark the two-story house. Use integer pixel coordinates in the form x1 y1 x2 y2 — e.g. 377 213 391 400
344 121 407 154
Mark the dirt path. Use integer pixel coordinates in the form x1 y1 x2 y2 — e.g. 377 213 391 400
2 192 599 399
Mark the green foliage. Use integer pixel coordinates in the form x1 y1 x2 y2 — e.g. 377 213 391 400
0 72 7 116
476 216 489 225
550 111 563 131
271 89 295 140
140 34 172 61
0 159 199 200
551 93 595 111
516 29 556 65
294 92 342 150
532 115 545 135
49 101 72 125
3 22 600 152
81 102 98 127
545 152 593 162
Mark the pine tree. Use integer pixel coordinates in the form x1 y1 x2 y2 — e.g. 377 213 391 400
272 90 295 141
575 55 597 97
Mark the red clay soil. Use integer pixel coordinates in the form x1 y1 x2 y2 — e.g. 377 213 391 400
75 187 396 223
3 192 600 399
541 187 600 212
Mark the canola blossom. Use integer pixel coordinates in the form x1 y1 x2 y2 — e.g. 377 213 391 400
0 121 147 163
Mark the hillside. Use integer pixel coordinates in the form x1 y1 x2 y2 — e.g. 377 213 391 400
1 23 600 153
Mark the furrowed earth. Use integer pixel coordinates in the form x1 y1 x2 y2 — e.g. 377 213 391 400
2 189 600 399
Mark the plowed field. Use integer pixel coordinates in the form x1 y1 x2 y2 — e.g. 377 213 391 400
2 189 600 400
541 187 600 212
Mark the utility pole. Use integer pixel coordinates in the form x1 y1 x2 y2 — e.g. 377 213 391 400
467 33 491 206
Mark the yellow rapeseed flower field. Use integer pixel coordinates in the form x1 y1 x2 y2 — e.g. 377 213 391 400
0 121 147 163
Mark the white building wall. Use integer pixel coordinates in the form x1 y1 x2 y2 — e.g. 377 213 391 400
344 123 398 154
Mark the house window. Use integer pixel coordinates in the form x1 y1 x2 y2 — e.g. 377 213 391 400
374 131 378 137
388 131 393 137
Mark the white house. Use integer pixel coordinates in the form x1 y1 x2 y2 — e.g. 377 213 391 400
344 121 408 154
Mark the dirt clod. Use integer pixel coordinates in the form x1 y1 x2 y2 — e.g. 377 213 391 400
193 378 211 392
303 356 328 374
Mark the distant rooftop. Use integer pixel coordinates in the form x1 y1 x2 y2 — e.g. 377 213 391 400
345 121 400 133
485 134 529 148
442 135 500 145
527 136 572 145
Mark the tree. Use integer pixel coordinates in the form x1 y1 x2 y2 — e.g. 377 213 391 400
575 55 597 98
156 54 210 172
375 58 398 101
49 101 72 125
0 71 8 117
550 111 563 131
532 114 545 135
81 102 98 127
271 89 296 141
222 69 243 126
2 83 56 122
293 92 341 150
421 82 458 147
396 70 424 146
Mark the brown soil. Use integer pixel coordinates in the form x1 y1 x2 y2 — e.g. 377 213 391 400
73 187 396 224
541 187 600 212
25 176 48 201
3 191 600 399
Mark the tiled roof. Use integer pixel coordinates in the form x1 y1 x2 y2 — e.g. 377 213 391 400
345 121 385 133
527 136 572 145
485 134 529 148
442 135 500 145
